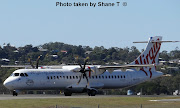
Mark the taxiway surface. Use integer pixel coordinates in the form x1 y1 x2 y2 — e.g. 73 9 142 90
0 94 180 102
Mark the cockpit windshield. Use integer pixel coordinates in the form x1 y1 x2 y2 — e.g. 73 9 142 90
20 73 24 76
13 73 28 77
24 73 28 76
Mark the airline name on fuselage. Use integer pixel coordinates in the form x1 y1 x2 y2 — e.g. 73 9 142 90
135 39 161 65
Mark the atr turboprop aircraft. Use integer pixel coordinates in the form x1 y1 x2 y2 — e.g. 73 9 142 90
3 36 179 96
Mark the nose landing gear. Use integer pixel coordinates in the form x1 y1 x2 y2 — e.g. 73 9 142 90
13 90 18 96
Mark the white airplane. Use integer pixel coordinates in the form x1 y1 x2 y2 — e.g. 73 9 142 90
3 36 178 96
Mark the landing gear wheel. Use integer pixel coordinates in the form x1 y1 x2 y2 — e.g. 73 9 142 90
13 91 18 96
88 90 96 96
64 91 72 96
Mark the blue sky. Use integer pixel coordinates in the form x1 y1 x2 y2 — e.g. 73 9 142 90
0 0 179 52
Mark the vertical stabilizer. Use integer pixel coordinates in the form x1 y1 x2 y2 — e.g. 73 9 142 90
130 36 162 78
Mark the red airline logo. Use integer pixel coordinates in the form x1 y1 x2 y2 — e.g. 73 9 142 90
135 38 161 78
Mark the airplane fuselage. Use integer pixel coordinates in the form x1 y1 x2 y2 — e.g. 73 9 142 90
3 68 162 93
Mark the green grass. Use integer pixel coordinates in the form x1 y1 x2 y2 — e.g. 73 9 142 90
0 96 180 108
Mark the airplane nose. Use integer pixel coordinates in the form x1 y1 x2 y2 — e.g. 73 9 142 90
3 80 9 87
3 79 14 90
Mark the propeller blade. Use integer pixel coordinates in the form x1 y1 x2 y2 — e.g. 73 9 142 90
28 58 35 68
83 57 89 70
85 57 90 61
77 74 83 85
36 55 42 69
75 56 82 68
78 63 83 69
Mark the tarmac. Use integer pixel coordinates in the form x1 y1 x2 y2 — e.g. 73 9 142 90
0 94 180 102
0 94 125 100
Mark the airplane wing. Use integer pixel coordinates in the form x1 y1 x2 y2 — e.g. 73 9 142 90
98 64 155 72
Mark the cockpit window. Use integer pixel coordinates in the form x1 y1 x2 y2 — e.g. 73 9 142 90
24 73 28 77
14 73 19 76
20 73 25 77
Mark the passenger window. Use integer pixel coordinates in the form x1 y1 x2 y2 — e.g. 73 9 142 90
51 76 53 79
67 76 68 79
63 76 65 79
118 75 120 79
121 75 122 78
96 76 98 79
24 73 28 77
57 76 59 79
47 76 49 79
109 76 111 79
73 76 75 79
115 76 116 79
99 76 101 79
105 76 107 79
70 76 72 79
112 76 113 79
76 76 78 79
14 73 19 76
60 76 62 79
102 76 104 79
54 76 56 79
124 75 125 78
20 73 25 77
92 76 94 79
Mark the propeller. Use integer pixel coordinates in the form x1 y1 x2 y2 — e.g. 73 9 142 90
28 55 42 69
28 58 35 69
36 55 42 69
76 57 92 86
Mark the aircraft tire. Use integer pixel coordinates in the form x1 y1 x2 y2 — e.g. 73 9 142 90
88 90 96 96
64 91 72 96
13 91 18 96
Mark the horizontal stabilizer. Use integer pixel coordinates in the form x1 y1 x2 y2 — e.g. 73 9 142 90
133 41 179 43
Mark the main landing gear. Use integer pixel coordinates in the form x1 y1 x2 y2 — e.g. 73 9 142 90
87 90 97 96
64 91 72 96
